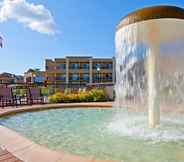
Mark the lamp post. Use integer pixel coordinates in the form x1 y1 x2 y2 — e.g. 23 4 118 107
97 67 101 84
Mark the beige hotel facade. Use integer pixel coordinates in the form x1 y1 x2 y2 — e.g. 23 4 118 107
45 56 115 86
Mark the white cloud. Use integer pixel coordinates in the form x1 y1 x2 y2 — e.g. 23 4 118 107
0 0 56 34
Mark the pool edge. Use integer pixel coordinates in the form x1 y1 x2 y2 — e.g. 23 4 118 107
0 102 113 117
0 102 118 162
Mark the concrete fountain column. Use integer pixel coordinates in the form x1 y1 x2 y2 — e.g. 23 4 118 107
147 43 160 128
147 21 160 128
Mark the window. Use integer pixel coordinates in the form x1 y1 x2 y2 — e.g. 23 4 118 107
107 63 113 69
94 73 101 81
56 64 66 70
83 74 89 81
82 63 89 69
93 63 101 69
71 74 80 81
56 74 66 81
106 73 112 80
70 63 80 69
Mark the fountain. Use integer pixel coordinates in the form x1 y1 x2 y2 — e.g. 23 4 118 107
1 5 184 162
115 5 184 128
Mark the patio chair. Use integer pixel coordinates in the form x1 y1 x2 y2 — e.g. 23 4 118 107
0 87 19 108
27 87 44 105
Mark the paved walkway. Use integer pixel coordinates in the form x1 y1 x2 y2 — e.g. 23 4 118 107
0 147 23 162
0 102 115 162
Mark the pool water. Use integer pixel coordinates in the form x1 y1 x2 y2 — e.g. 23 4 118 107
0 108 184 162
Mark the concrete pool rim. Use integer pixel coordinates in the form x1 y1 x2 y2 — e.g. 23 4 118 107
0 102 113 118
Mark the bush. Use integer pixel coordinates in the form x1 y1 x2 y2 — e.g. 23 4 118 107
48 92 64 103
78 91 93 102
48 88 109 103
64 93 79 103
89 89 108 102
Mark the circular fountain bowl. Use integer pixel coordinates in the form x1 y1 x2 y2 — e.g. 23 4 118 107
0 108 184 162
117 6 184 29
116 6 184 46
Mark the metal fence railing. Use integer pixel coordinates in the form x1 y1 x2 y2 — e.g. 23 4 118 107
0 82 114 98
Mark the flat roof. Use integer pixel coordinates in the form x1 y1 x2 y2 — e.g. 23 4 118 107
46 56 114 62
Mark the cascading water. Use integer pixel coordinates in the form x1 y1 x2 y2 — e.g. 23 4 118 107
115 18 184 128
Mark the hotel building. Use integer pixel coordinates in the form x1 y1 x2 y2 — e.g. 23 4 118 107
45 56 115 86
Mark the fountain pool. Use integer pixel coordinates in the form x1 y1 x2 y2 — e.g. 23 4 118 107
0 108 184 162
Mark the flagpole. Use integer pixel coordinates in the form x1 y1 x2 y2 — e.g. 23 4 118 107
0 36 3 48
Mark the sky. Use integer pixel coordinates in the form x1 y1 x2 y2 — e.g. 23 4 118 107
0 0 184 75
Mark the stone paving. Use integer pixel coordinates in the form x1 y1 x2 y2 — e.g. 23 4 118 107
0 148 23 162
0 102 116 162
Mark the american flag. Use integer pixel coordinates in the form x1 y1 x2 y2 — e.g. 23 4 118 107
0 36 3 48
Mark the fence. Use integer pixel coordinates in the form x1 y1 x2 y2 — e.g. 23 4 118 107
0 83 115 100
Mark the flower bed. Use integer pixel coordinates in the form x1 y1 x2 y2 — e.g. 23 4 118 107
48 88 109 103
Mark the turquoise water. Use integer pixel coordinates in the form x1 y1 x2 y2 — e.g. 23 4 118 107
0 108 184 162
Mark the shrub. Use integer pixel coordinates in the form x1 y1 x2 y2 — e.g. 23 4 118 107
78 92 87 102
48 92 64 103
78 91 93 102
89 89 108 102
64 93 79 103
48 88 109 103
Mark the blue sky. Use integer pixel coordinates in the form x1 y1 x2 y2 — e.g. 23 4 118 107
0 0 184 75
